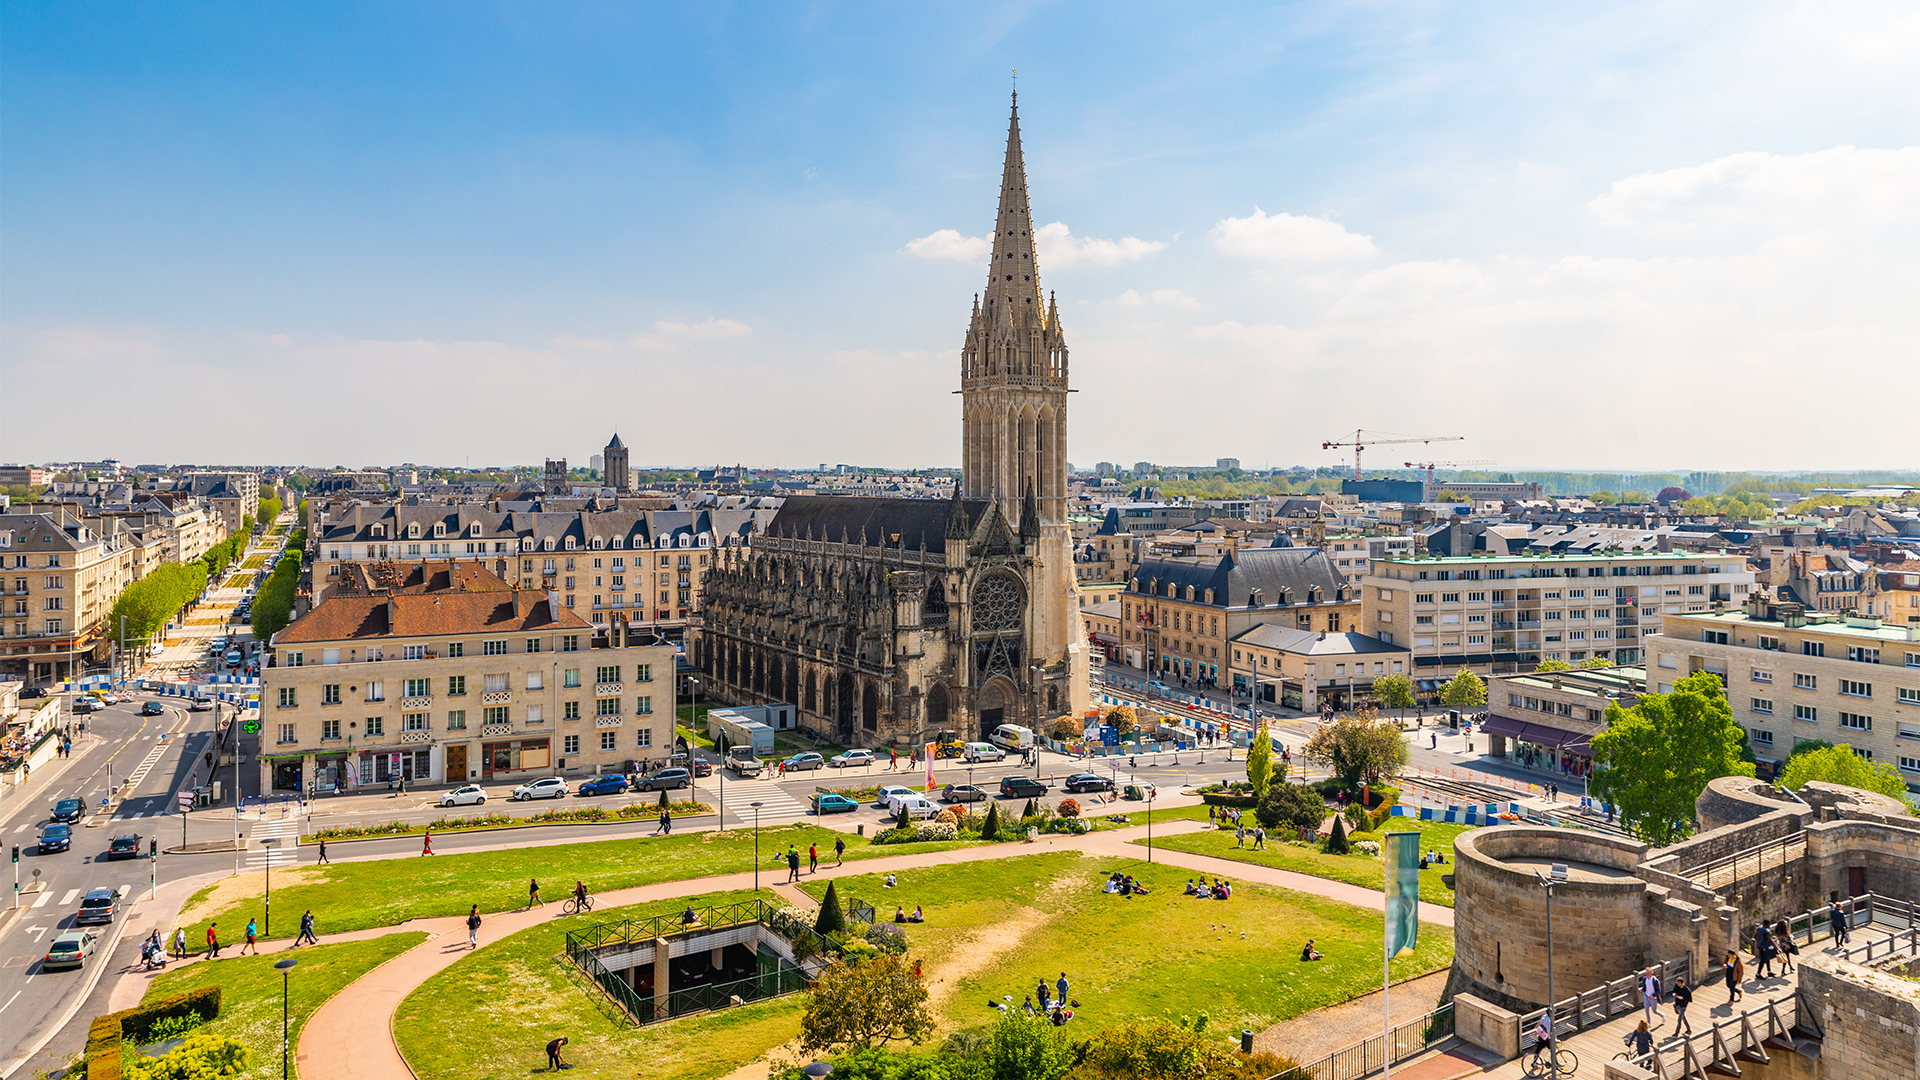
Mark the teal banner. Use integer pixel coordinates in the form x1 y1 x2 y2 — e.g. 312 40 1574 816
1384 830 1421 958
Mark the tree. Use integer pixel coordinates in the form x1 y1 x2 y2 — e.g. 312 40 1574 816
1021 798 1037 819
1326 813 1351 854
1439 668 1487 710
979 800 1002 840
1080 1011 1231 1080
1578 657 1612 669
979 1007 1077 1080
1373 673 1415 721
815 880 847 935
1244 723 1274 798
1303 711 1408 790
1105 703 1137 736
255 496 284 530
1435 490 1466 503
1533 658 1572 673
1256 781 1329 834
798 952 932 1053
1779 744 1910 799
1656 486 1692 504
1049 716 1080 739
1589 672 1754 847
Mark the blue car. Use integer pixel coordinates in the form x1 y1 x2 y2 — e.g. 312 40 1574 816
576 774 631 797
38 822 72 854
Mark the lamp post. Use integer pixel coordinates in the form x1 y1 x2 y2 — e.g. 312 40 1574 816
1146 785 1157 863
1535 863 1569 1075
274 957 297 1080
262 837 276 937
750 801 764 892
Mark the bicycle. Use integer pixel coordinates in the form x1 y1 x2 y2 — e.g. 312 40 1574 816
562 895 594 915
1524 1046 1578 1078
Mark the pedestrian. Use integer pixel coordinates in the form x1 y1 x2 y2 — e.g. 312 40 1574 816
1775 918 1798 973
173 927 187 959
1057 971 1069 1003
1641 967 1663 1025
787 847 801 883
1670 975 1692 1037
808 843 818 874
1209 804 1217 824
530 878 544 908
1035 979 1050 1010
834 835 846 867
206 922 221 960
545 1036 568 1071
467 905 482 949
889 748 897 771
297 909 318 946
1722 950 1742 1002
1754 920 1776 979
1828 898 1851 946
1430 733 1438 749
317 837 330 864
1235 823 1246 848
422 829 434 856
1622 1019 1654 1058
1254 825 1266 850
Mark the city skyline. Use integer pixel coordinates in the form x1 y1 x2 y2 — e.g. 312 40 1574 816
3 3 1916 470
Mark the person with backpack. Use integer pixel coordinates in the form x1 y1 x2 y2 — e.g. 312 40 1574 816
1641 967 1663 1025
834 835 846 866
467 905 482 949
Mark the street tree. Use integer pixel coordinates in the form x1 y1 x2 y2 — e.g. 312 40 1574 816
1372 673 1415 722
1589 672 1753 847
1244 723 1274 798
1105 703 1138 736
1302 710 1408 790
799 952 932 1053
1779 744 1909 800
1439 668 1487 711
1533 659 1572 673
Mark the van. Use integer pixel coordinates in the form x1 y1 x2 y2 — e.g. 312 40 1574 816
962 742 1005 763
883 793 939 820
989 724 1035 752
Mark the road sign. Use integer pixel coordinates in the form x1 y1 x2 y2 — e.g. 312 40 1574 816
177 790 194 812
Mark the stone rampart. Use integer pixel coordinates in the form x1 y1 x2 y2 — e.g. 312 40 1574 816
1695 775 1809 834
1799 949 1920 1080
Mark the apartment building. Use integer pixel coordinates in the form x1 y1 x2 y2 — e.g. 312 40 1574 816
1650 597 1920 790
1121 545 1357 686
1323 533 1415 583
1483 665 1645 781
1876 568 1920 625
0 512 137 682
1360 549 1756 683
186 472 261 535
263 564 675 794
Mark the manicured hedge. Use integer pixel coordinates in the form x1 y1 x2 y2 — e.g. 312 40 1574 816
87 986 222 1080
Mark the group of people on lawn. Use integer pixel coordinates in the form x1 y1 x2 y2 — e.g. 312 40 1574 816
1184 877 1234 900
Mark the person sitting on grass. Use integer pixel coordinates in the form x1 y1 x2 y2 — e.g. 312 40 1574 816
894 905 908 924
908 905 925 923
681 905 699 926
1184 878 1198 895
1301 940 1323 961
884 873 898 888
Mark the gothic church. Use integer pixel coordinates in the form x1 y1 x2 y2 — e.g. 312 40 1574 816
697 95 1091 746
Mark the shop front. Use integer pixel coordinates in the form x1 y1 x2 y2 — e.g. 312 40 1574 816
313 752 354 794
268 754 310 793
358 748 434 786
480 737 552 779
1480 714 1594 783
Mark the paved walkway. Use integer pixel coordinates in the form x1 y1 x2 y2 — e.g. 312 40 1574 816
288 816 1454 1080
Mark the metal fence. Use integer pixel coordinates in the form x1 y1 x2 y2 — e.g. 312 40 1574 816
1266 1002 1454 1080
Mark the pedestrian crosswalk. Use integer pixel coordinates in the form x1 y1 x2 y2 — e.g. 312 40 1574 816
246 816 301 871
122 743 167 793
720 782 812 826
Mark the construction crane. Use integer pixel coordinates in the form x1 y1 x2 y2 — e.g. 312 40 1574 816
1321 430 1464 480
1405 460 1496 502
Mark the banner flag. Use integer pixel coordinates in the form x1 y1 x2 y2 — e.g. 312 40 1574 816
1384 830 1421 959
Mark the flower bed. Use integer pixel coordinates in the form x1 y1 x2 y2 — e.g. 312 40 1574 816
304 802 712 842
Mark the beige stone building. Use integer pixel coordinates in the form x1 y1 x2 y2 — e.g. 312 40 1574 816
186 471 261 535
1876 567 1920 625
1360 549 1755 684
0 511 137 681
1482 664 1645 779
1122 544 1357 688
263 560 675 792
1226 626 1409 713
1649 597 1920 789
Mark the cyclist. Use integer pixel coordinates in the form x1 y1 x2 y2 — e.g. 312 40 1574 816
573 880 589 910
1528 1012 1555 1072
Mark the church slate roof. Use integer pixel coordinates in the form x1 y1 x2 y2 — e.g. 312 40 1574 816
1133 546 1346 609
767 495 994 554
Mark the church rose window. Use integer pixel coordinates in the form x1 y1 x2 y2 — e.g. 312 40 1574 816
973 576 1023 632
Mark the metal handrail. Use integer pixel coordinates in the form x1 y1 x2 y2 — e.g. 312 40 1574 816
1671 830 1805 883
1265 1003 1454 1080
1518 956 1690 1052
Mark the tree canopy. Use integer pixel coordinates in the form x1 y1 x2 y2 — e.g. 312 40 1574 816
1256 780 1329 834
106 562 209 660
799 951 933 1053
1303 710 1408 790
1439 668 1487 710
1589 672 1753 847
1372 673 1415 717
1778 744 1910 800
1244 723 1274 797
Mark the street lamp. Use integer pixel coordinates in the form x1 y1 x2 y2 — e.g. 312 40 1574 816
1145 785 1157 863
262 837 277 937
274 957 298 1080
1534 863 1569 1075
750 801 764 892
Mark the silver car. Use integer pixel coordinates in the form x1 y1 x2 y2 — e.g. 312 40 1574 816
510 777 569 801
439 784 489 807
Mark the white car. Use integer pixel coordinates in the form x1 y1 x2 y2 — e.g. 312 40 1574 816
188 698 215 712
873 785 916 809
829 749 875 768
962 742 1006 763
439 785 489 807
883 793 940 820
510 777 569 801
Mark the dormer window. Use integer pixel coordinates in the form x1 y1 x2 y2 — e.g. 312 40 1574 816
371 525 385 538
697 534 710 548
564 536 576 550
408 523 421 539
611 536 623 549
470 522 482 537
521 537 535 551
543 537 556 551
591 537 603 550
433 523 445 538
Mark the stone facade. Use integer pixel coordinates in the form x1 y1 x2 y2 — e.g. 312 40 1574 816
1799 950 1920 1080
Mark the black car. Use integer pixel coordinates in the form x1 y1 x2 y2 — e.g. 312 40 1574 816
38 823 72 853
51 797 84 823
998 776 1049 799
634 768 691 792
1062 773 1115 794
20 686 47 699
108 834 142 860
140 701 166 716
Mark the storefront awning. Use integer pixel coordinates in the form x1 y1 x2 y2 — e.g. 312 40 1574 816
1482 713 1594 753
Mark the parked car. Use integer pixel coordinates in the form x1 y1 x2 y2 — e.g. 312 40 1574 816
107 834 142 860
781 753 826 772
883 793 940 820
509 777 569 801
20 686 47 699
42 930 99 971
633 768 691 792
223 650 244 667
941 783 988 803
962 742 1006 763
74 888 118 925
810 792 860 815
874 784 917 809
829 749 875 769
665 753 714 777
439 784 489 807
140 701 166 717
997 776 1048 799
189 698 215 711
1062 773 1115 794
576 774 631 797
38 822 73 853
51 797 84 823
74 698 104 713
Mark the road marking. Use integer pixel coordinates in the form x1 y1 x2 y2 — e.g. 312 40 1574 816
24 925 49 940
59 889 81 905
30 891 53 909
0 989 21 1012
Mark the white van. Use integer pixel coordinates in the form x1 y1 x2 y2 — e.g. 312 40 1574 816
962 742 1006 763
989 724 1035 752
883 793 940 820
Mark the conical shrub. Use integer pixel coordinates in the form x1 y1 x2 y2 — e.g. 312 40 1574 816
1327 813 1351 854
815 880 846 935
981 801 1001 840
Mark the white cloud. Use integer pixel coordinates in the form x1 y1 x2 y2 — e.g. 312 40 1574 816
1210 208 1379 264
904 229 991 263
551 318 753 352
1590 145 1920 236
1033 222 1166 268
1114 287 1200 309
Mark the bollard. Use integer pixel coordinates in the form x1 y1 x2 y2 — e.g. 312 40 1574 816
1241 1030 1253 1054
856 824 865 836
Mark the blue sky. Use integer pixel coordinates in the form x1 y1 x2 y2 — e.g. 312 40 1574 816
4 2 1917 471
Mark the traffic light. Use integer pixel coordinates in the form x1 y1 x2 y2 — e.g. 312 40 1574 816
10 845 17 864
150 839 159 858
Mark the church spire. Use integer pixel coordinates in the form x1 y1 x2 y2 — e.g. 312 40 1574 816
983 92 1043 320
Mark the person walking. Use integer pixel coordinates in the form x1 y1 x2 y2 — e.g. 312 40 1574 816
1722 950 1743 1002
530 878 544 908
834 835 846 867
1642 967 1664 1025
1754 921 1776 979
1670 975 1693 1037
1828 898 1851 946
786 847 801 883
421 829 434 856
1254 825 1266 850
1208 804 1217 824
173 927 187 960
317 837 330 864
1775 918 1798 973
1623 1019 1654 1058
808 843 819 874
205 923 221 960
1235 823 1246 848
297 909 318 946
467 905 482 949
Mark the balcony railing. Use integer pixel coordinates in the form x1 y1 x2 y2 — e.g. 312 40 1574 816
595 683 622 697
401 696 432 710
480 690 512 705
400 730 433 744
480 722 513 736
595 716 622 728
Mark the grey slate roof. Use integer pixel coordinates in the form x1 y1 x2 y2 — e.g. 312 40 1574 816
1132 546 1346 608
766 495 993 554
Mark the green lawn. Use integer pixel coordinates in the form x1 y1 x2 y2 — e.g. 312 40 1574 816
393 890 799 1080
181 822 966 944
1140 818 1479 908
140 933 427 1080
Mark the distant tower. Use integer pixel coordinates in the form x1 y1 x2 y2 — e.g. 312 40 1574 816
544 458 568 494
604 434 630 492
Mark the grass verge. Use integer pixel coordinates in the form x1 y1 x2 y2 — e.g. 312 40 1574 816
140 932 427 1080
1139 818 1479 907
